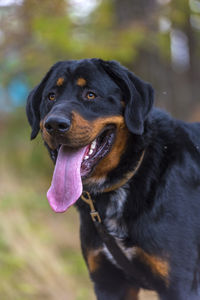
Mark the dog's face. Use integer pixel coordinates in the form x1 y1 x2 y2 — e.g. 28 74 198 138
39 60 126 178
26 59 154 212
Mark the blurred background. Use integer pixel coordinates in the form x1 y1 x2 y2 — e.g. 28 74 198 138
0 0 200 299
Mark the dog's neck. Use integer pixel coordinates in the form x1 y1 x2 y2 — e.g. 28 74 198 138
102 150 145 193
82 143 146 196
104 186 129 240
80 149 146 240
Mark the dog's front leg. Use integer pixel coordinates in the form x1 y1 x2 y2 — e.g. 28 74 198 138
95 284 139 300
79 210 140 299
85 247 139 300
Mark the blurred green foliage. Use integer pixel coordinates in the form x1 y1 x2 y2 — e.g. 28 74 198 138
0 0 150 85
0 0 200 299
1 109 50 179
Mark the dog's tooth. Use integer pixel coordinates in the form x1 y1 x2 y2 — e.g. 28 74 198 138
89 149 93 155
84 155 89 160
91 140 96 150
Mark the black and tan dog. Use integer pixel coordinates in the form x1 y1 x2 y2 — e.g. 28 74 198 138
26 59 200 300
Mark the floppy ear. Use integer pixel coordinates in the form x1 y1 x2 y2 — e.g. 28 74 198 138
99 60 154 135
26 84 43 140
26 65 58 140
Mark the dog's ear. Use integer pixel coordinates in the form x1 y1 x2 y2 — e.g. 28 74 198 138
26 64 59 140
99 60 154 135
26 84 43 140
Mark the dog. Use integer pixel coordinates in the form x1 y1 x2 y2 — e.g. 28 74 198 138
26 59 200 300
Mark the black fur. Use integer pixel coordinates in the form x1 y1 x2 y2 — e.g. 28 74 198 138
26 59 200 300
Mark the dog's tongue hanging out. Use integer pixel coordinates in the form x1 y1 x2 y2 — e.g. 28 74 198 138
47 145 87 213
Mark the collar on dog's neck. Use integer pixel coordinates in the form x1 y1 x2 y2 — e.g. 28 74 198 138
102 149 145 193
81 149 145 222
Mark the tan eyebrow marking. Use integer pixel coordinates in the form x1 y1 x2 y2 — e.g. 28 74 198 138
76 77 87 87
56 77 64 86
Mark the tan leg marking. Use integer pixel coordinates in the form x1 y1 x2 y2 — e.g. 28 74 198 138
136 248 169 284
87 249 102 273
126 287 139 300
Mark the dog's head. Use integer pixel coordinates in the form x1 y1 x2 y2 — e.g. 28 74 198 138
26 59 154 212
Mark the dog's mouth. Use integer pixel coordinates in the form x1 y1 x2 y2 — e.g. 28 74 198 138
81 126 115 177
47 126 115 213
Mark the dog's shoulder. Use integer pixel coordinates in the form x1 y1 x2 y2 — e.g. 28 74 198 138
149 108 200 157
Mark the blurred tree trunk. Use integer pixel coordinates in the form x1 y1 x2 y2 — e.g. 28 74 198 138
115 0 157 28
185 11 200 107
114 0 200 120
114 0 174 113
170 0 200 118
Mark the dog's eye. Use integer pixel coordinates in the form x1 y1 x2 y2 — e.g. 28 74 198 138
48 93 56 101
85 91 96 100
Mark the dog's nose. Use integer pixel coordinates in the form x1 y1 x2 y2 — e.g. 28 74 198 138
44 116 71 134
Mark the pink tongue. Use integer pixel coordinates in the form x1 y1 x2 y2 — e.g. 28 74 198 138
47 145 87 213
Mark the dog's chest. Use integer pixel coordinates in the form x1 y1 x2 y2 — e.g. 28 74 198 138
102 187 136 263
104 187 128 239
